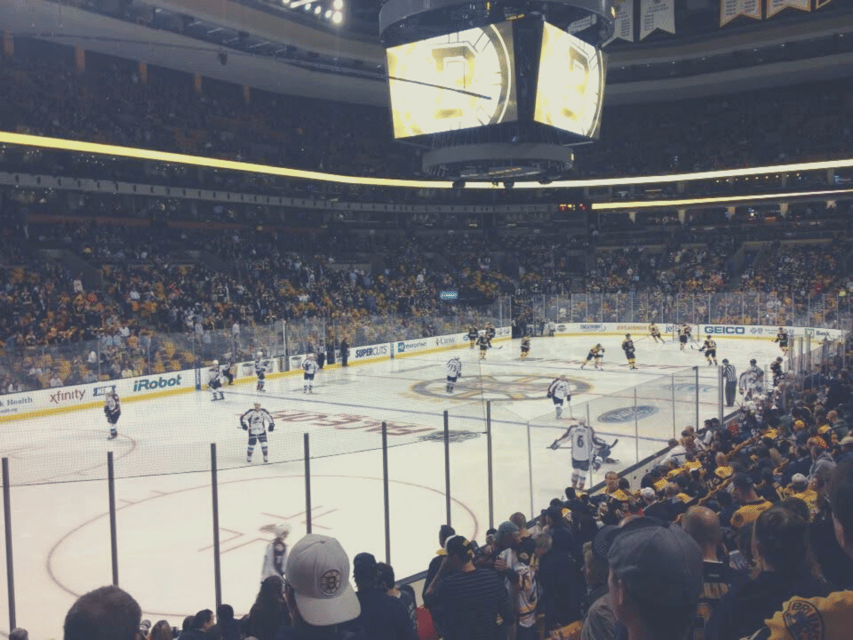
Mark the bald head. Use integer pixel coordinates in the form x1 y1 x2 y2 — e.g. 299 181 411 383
683 506 721 560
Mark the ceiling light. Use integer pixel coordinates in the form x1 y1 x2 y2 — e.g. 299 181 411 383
332 10 343 23
333 0 343 9
314 5 322 13
325 8 332 17
304 3 311 10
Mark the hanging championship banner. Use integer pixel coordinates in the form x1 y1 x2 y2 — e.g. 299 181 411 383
639 0 675 40
767 0 810 18
720 0 762 26
603 0 635 46
814 0 832 8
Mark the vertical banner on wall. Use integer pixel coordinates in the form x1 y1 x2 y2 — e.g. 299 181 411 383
720 0 762 26
767 0 810 18
639 0 675 40
604 0 635 45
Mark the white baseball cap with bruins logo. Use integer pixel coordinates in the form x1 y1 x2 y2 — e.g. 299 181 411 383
285 534 361 626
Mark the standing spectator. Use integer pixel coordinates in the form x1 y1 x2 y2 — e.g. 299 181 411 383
9 630 29 640
722 359 737 407
246 576 291 640
353 552 416 640
509 537 538 640
149 621 173 640
340 337 349 367
749 458 853 639
423 535 513 640
63 585 142 640
707 506 829 640
535 530 584 632
423 524 455 637
580 526 619 640
376 562 418 636
276 534 364 640
180 611 216 640
607 519 704 640
214 605 241 640
682 506 741 639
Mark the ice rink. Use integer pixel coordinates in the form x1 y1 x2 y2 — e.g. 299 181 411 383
0 332 785 637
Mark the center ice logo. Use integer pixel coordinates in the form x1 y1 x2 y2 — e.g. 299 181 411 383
598 406 659 423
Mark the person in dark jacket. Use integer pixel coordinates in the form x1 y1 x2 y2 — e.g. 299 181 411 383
423 524 454 637
535 530 584 631
352 552 417 640
707 506 830 640
214 605 240 640
246 576 292 640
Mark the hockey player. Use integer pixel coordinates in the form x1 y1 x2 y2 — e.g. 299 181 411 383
774 327 789 354
209 360 225 401
302 354 319 393
477 332 490 360
678 324 692 351
580 344 604 370
770 356 784 387
622 334 637 370
649 322 663 343
240 402 275 463
485 324 496 347
261 522 291 581
547 374 571 419
520 336 531 360
548 419 614 490
467 325 478 349
104 390 121 440
738 358 765 401
446 356 462 393
221 356 235 386
254 351 267 393
700 337 718 366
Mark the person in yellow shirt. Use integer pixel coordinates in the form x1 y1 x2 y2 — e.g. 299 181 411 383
730 474 774 530
711 453 734 487
782 473 819 517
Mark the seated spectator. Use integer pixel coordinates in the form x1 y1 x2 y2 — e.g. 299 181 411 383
730 474 774 530
181 610 216 640
580 526 619 640
607 518 704 640
276 534 364 640
246 576 291 640
707 506 829 640
783 473 819 516
352 552 416 640
149 621 174 640
423 524 454 637
746 459 853 639
63 585 143 640
376 562 417 636
423 535 512 640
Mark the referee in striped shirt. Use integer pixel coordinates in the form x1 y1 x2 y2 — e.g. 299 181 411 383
722 359 737 407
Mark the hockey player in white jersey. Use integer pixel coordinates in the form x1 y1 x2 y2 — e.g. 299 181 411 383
209 360 225 401
254 351 267 392
738 358 765 401
104 390 121 440
261 522 291 581
445 356 462 393
546 375 571 419
548 419 617 490
302 354 319 393
240 402 275 463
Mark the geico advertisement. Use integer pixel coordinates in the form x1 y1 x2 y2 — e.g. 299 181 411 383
534 21 605 138
386 22 518 138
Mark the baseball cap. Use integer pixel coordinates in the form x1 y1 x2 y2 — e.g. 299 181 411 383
791 473 808 487
731 473 754 490
840 436 853 446
285 534 360 626
640 487 656 502
592 525 620 561
608 518 703 609
352 552 377 584
497 520 519 539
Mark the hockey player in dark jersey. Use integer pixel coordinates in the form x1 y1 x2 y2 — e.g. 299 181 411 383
622 334 637 370
477 332 490 360
700 338 718 366
261 522 291 581
580 344 604 370
221 356 235 385
520 336 531 360
678 324 691 351
485 324 496 347
770 357 784 387
467 325 478 349
774 327 789 354
649 322 663 343
104 390 121 440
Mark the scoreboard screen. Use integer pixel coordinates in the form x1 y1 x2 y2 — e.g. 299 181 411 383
386 22 518 139
533 22 606 139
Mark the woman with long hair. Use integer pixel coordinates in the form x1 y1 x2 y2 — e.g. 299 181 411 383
707 505 830 640
244 575 291 640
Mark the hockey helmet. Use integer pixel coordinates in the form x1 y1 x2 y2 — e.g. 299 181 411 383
257 351 263 358
213 360 219 366
254 402 261 409
274 522 292 539
625 333 630 338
